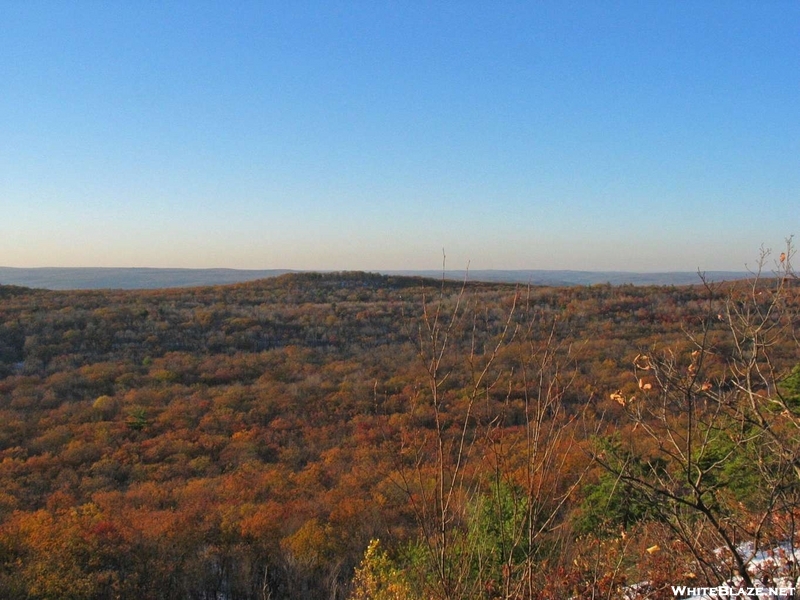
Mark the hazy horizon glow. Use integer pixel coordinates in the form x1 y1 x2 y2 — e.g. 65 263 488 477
2 2 798 272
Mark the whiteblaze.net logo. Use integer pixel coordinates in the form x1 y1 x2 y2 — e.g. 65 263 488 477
671 585 797 597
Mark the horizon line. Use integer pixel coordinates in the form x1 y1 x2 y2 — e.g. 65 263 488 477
0 265 751 275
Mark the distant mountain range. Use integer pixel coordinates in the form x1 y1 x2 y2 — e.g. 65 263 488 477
385 270 751 287
0 267 752 290
0 267 295 290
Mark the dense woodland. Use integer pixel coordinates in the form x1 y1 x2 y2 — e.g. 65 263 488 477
0 260 798 599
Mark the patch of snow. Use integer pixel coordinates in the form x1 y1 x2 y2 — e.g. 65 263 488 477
625 542 800 599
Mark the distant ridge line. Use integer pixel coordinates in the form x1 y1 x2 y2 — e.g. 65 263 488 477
0 267 750 291
0 267 296 290
385 269 751 287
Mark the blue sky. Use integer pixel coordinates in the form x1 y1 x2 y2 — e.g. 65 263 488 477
2 1 798 271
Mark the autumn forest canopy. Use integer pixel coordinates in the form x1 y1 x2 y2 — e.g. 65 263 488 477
0 262 798 599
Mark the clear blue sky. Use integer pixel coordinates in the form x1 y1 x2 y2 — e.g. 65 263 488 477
2 1 798 271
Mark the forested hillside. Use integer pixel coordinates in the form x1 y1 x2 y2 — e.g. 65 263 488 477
0 269 797 599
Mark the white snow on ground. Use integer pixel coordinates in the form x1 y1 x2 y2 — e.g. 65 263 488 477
623 542 800 599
